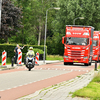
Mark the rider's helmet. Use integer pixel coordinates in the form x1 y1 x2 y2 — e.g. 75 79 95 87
29 47 33 50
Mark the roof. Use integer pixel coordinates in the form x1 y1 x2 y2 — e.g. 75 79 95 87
66 25 94 29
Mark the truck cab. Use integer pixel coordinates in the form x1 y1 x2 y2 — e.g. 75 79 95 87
62 25 94 66
92 31 99 62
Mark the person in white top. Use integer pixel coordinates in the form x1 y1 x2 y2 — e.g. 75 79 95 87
14 44 26 64
17 45 21 53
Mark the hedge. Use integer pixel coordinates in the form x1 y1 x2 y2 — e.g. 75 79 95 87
0 44 47 63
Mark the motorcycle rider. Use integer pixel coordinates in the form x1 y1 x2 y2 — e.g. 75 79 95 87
26 47 35 69
26 47 35 57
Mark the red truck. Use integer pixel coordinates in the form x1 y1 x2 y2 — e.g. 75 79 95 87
99 31 100 61
92 31 100 62
62 25 94 66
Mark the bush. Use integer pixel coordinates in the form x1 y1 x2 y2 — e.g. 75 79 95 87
0 44 47 62
34 48 44 54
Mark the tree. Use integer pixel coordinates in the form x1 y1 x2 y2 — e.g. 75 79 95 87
47 0 100 55
1 0 23 42
53 0 100 34
11 0 57 45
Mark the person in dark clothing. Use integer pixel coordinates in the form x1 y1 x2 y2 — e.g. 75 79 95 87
14 44 19 64
14 44 26 64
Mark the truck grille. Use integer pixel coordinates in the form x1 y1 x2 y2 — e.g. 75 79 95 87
70 51 81 59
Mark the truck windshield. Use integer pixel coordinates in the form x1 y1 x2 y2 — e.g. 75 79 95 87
93 40 98 46
66 37 89 46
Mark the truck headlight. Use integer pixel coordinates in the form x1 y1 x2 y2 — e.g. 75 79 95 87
64 56 68 58
66 32 71 35
96 48 98 50
83 56 88 59
67 46 70 49
83 32 89 36
86 47 89 50
94 55 97 57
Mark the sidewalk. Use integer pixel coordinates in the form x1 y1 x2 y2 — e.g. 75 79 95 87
17 69 98 100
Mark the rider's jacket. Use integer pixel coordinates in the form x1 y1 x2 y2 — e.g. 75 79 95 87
26 50 35 56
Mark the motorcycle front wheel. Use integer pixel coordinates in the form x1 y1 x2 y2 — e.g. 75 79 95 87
29 68 31 71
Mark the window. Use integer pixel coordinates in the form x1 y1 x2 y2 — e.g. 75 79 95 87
93 40 98 46
66 37 89 46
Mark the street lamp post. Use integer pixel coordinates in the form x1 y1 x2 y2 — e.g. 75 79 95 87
73 17 84 25
43 7 60 63
0 0 2 31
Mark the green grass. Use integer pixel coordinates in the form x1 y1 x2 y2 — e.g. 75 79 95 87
46 55 63 60
98 65 100 69
72 73 100 100
0 63 11 65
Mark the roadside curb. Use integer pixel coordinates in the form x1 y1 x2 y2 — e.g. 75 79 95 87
0 60 63 71
0 65 19 71
0 61 98 72
0 67 15 71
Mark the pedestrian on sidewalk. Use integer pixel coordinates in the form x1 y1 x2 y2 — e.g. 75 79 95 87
14 44 26 64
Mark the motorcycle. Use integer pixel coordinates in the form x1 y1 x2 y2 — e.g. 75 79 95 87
25 54 35 71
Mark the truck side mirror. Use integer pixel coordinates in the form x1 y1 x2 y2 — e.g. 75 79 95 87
90 38 92 45
62 37 64 44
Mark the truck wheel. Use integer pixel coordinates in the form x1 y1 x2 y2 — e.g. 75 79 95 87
97 57 99 63
69 62 73 65
64 62 68 65
84 63 89 66
89 62 91 66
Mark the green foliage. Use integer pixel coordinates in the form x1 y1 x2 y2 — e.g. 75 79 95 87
92 73 100 83
46 33 64 55
2 0 100 56
0 44 46 62
50 0 100 55
46 55 63 60
9 0 57 45
33 48 44 54
72 73 100 99
1 0 22 40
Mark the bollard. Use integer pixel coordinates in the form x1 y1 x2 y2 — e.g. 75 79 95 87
11 56 15 67
11 57 14 67
18 51 22 66
35 52 39 65
2 50 7 67
95 61 97 71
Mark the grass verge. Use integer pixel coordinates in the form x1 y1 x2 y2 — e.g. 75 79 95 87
46 55 63 60
72 72 100 100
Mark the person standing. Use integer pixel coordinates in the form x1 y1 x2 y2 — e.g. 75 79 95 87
14 44 19 64
14 44 26 64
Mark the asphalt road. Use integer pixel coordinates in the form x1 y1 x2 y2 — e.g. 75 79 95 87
0 62 95 100
0 69 71 91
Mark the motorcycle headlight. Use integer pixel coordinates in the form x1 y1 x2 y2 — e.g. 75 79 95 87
29 58 32 60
